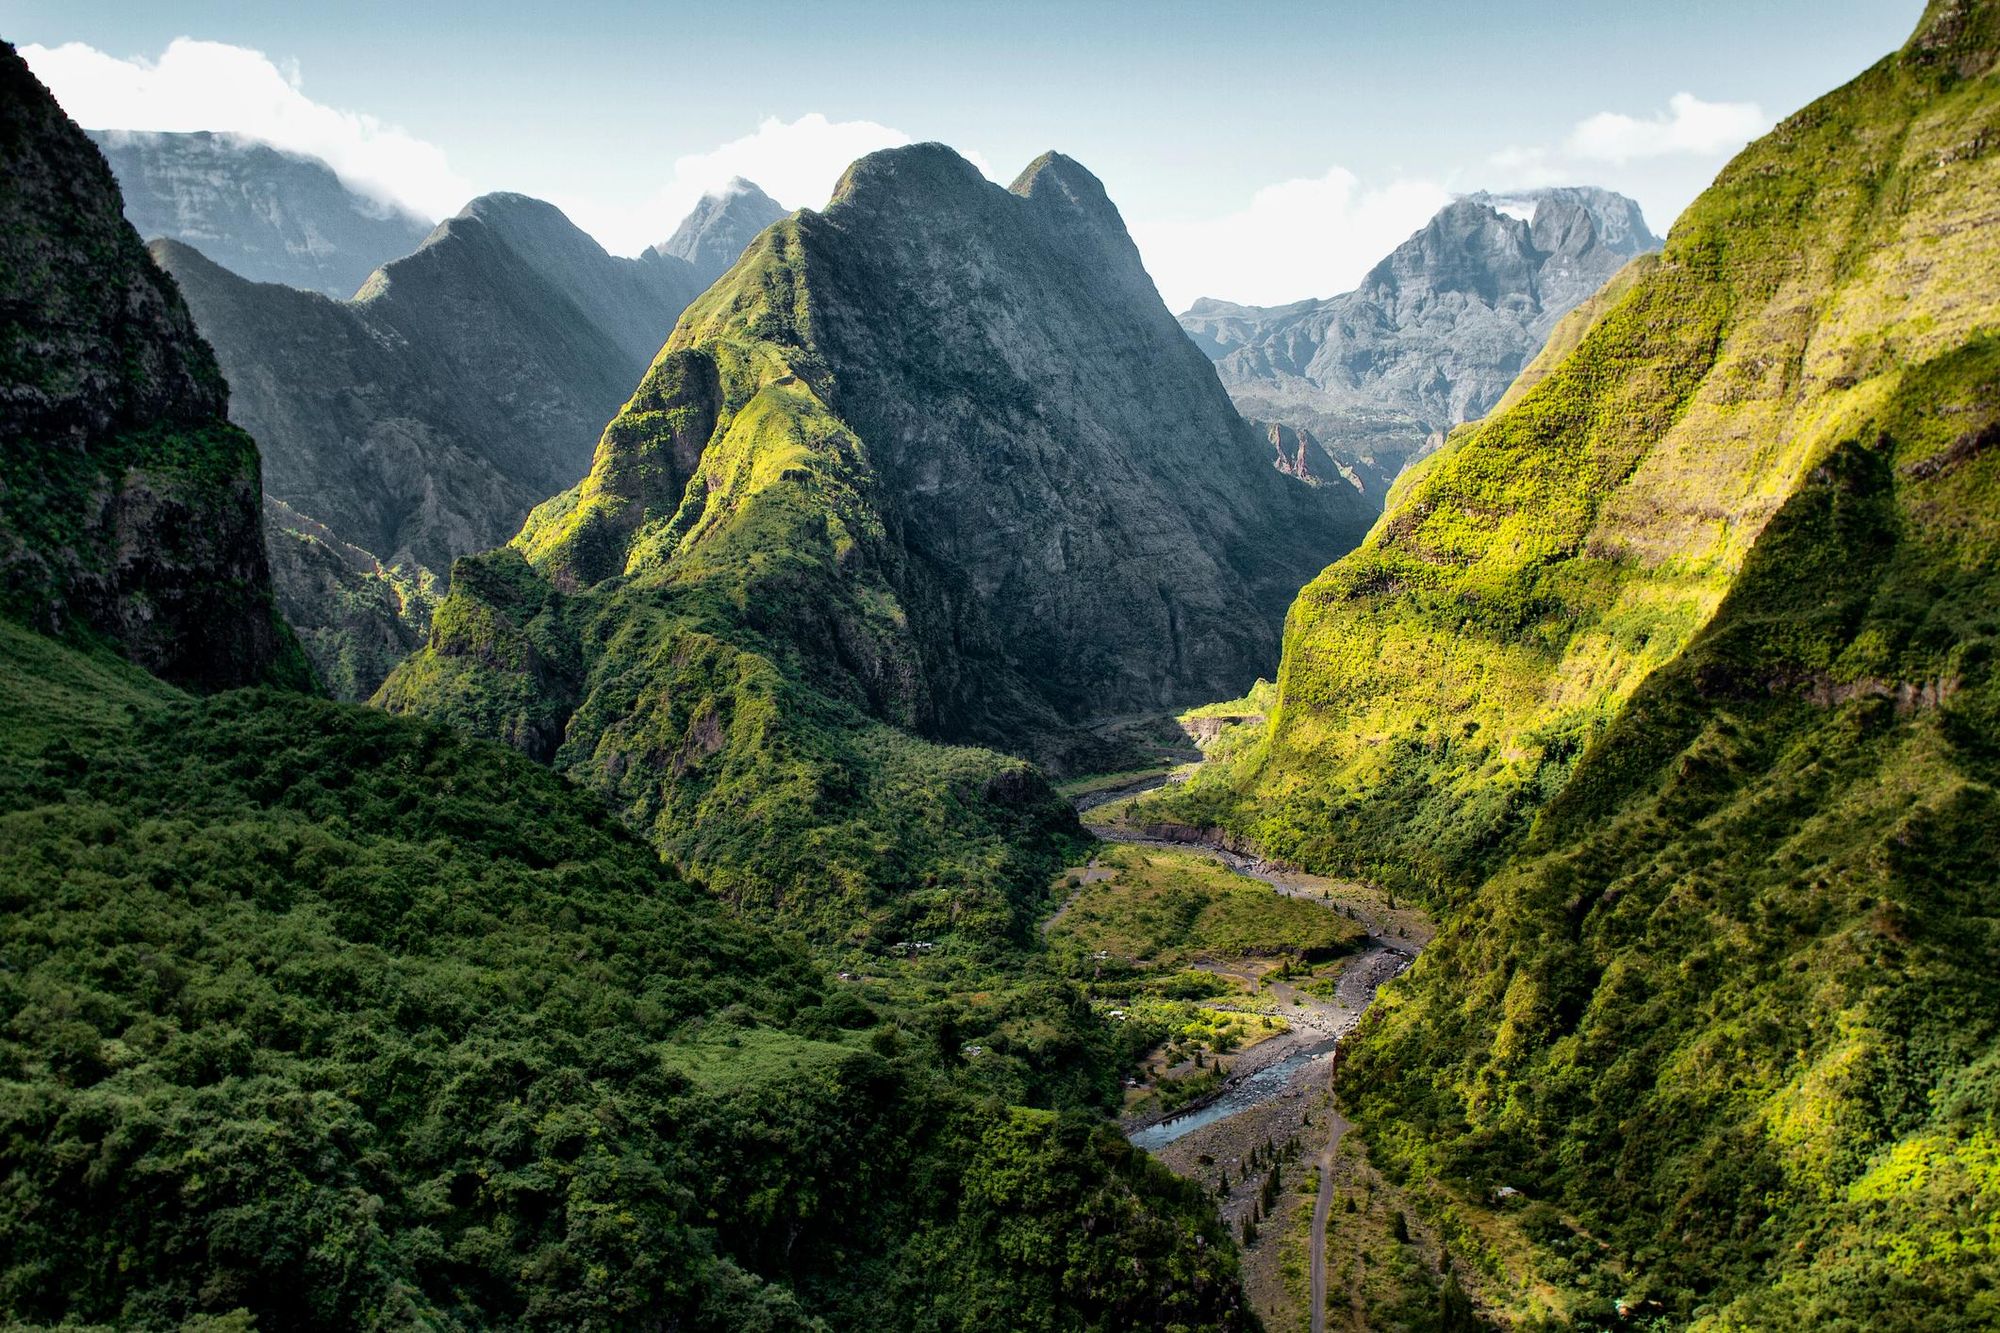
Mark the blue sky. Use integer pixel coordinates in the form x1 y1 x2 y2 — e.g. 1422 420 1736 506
5 0 1924 307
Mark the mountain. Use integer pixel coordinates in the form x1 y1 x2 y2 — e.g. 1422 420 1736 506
378 143 1372 943
1146 2 2000 1323
0 45 1252 1330
653 176 790 287
0 52 307 692
88 128 433 299
1180 186 1659 497
153 193 706 698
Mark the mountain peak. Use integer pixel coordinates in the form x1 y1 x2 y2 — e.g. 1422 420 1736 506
1464 186 1657 255
1008 150 1129 237
652 177 788 287
1905 0 2000 72
826 142 989 212
85 126 432 299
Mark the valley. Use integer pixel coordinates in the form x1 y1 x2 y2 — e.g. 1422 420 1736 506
2 3 1995 1330
1048 761 1439 1329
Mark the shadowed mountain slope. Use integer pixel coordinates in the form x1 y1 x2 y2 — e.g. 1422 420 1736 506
153 194 703 697
0 47 306 692
379 144 1370 943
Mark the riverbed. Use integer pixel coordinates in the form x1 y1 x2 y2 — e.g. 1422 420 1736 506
1068 774 1427 1147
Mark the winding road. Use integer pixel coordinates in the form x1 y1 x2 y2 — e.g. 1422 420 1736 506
1070 774 1421 1332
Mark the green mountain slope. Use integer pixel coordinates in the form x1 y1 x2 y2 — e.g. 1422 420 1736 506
380 144 1370 947
0 621 1252 1331
1155 0 1999 899
0 49 1254 1331
1150 2 2000 1324
0 45 307 693
1349 331 2000 1328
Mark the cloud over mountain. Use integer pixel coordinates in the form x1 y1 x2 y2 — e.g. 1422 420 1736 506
21 38 474 219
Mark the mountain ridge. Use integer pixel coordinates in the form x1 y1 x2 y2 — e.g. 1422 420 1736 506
89 128 433 299
1143 3 2000 1321
1180 185 1660 497
379 140 1371 942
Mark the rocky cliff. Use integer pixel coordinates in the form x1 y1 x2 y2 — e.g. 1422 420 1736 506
652 176 789 287
0 45 307 692
379 144 1370 942
1150 2 2000 1321
89 128 433 299
154 194 704 696
1180 186 1658 497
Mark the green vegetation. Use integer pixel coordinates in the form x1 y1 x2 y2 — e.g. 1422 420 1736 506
1150 5 2000 1326
0 620 1251 1330
378 211 1085 951
1047 846 1365 969
1144 0 2000 910
263 498 441 703
1351 332 2000 1327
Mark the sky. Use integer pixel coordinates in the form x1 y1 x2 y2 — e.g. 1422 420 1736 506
5 1 1924 311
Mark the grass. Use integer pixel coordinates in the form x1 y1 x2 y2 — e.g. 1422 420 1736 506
1045 845 1366 968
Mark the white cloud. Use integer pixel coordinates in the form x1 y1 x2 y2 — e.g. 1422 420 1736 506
1129 167 1453 311
1481 93 1771 237
559 113 999 256
20 38 471 220
1565 92 1770 163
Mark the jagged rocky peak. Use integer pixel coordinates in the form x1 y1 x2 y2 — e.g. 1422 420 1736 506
651 176 788 287
1466 185 1658 255
1256 420 1360 493
88 128 432 299
1358 196 1544 307
154 178 706 699
387 138 1373 793
0 44 304 690
1177 185 1659 497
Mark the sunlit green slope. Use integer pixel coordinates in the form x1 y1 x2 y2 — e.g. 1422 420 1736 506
380 145 1366 948
1151 2 2000 1324
1153 0 1999 902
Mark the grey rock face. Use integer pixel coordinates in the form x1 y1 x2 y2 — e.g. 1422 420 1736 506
89 129 433 299
1180 187 1658 498
799 146 1376 739
651 178 788 288
155 194 703 697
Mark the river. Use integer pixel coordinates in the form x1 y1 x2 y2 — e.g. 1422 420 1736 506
1066 773 1423 1149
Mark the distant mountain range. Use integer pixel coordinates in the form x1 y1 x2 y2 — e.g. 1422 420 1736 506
1181 186 1659 498
651 176 788 287
95 130 787 697
88 129 435 299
